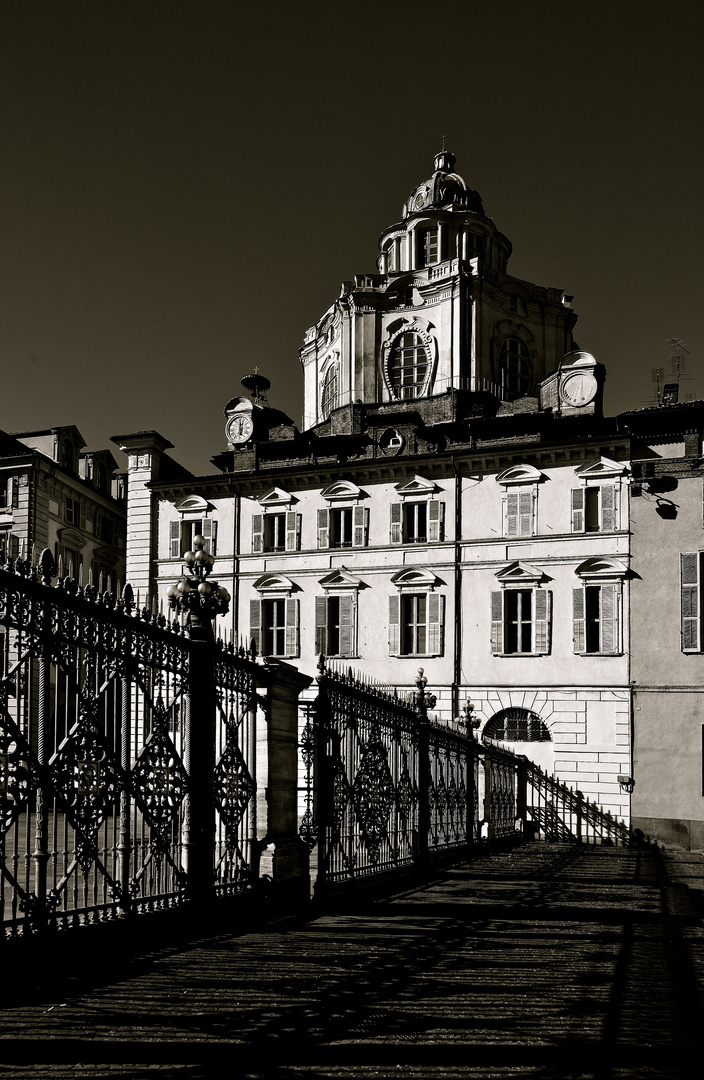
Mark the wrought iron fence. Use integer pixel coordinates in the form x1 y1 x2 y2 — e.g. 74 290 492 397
524 759 632 845
0 551 259 938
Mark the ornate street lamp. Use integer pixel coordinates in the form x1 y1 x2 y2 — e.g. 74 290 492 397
166 535 230 641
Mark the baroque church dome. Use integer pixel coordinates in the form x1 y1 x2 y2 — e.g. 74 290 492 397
403 150 484 218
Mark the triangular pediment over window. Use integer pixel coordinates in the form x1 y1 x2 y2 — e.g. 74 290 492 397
258 486 296 508
320 480 365 502
573 456 627 480
496 464 546 486
394 474 440 498
318 567 363 590
174 494 213 514
252 573 295 594
494 561 546 585
391 567 439 590
575 557 628 579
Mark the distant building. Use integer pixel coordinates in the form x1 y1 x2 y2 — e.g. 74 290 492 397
114 151 704 846
0 424 126 586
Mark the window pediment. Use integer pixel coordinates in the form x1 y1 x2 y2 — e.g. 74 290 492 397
574 456 627 480
575 557 628 580
391 567 439 590
258 486 296 509
174 494 213 515
320 480 365 503
56 528 86 550
394 474 440 499
495 561 546 586
496 465 545 486
253 573 295 595
318 567 363 590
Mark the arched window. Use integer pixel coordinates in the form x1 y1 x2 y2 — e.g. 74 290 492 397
483 708 551 743
497 338 532 400
388 332 428 400
321 364 338 419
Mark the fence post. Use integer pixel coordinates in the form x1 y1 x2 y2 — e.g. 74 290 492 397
183 619 217 909
32 647 51 932
256 658 313 906
118 665 132 915
414 669 431 868
516 755 528 837
482 749 495 840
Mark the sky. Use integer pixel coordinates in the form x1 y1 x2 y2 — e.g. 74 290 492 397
2 1 703 476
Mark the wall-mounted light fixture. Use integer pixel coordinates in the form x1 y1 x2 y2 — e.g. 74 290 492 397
617 774 635 794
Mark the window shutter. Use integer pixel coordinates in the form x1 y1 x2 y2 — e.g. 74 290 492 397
519 492 533 536
600 485 615 531
491 591 504 653
339 595 354 656
390 503 402 544
388 594 400 653
681 553 701 652
571 488 585 532
9 533 19 560
317 508 330 549
573 587 586 652
249 599 262 655
252 514 263 554
285 512 300 551
600 583 619 653
428 500 445 542
353 505 368 547
506 493 519 537
201 518 217 555
427 593 443 655
11 479 18 509
79 502 86 531
285 598 299 657
315 596 328 655
533 589 551 654
170 520 181 559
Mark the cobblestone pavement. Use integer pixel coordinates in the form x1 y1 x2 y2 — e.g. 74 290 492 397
1 843 703 1079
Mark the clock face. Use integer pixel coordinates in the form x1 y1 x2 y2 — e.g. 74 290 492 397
226 413 253 444
561 372 598 407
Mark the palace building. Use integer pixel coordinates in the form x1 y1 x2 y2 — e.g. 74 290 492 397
113 151 704 846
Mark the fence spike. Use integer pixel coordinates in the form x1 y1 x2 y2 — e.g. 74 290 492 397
88 564 94 587
98 569 104 593
78 562 83 587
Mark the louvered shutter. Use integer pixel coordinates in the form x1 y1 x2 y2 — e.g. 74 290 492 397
249 599 262 655
427 593 443 654
388 595 400 653
315 596 327 655
428 500 445 542
285 598 299 657
317 508 329 549
571 488 585 532
339 595 354 656
9 534 19 560
353 506 368 547
491 591 504 653
519 492 533 536
170 521 181 558
285 512 300 551
600 485 615 531
201 518 217 555
533 589 551 654
681 553 701 652
252 514 263 553
79 502 86 531
573 587 586 652
600 583 619 653
506 493 519 537
390 503 402 544
10 479 18 509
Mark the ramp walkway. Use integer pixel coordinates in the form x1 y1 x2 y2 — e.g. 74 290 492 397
2 842 704 1079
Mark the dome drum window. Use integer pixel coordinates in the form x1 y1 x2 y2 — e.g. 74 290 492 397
382 323 436 402
496 338 533 400
321 359 339 419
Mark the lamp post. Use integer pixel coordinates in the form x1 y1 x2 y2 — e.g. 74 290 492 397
166 535 230 642
165 534 230 907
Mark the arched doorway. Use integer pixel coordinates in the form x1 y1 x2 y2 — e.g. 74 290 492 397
482 707 554 773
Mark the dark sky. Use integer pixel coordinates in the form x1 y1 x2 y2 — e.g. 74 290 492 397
2 1 703 475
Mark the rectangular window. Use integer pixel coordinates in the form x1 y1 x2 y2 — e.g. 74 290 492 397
418 228 438 268
405 502 427 544
390 501 445 544
389 593 444 655
319 507 367 549
55 542 83 577
264 513 286 552
573 583 621 654
170 519 218 558
491 589 551 655
681 552 702 652
505 491 534 537
315 595 356 657
572 485 617 533
330 508 353 548
250 597 299 658
65 497 81 526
